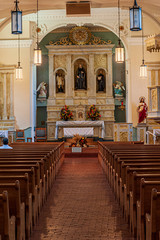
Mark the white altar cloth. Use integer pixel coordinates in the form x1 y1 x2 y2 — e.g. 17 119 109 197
64 128 93 137
55 121 105 139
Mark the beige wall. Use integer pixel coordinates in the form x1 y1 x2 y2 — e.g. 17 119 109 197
0 9 159 130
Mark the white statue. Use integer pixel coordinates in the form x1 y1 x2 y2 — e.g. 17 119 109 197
36 82 47 98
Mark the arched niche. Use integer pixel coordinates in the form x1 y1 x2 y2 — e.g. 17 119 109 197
95 68 107 93
55 68 66 93
74 58 87 90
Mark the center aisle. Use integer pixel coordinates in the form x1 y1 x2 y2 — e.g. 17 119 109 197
30 156 134 240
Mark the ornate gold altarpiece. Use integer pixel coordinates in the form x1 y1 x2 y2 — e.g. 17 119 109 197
46 27 115 140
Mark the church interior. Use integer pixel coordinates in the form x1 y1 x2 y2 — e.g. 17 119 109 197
0 0 160 239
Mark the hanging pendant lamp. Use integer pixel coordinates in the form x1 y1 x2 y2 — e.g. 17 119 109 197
11 0 22 34
140 11 147 78
16 34 23 80
34 0 42 66
130 0 142 31
115 0 124 63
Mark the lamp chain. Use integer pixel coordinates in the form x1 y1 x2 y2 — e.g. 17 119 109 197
36 0 39 46
18 34 20 67
118 0 120 40
142 9 145 63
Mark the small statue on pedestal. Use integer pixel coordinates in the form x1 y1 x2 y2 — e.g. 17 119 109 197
137 96 148 123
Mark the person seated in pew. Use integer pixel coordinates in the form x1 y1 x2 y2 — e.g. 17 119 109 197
0 138 13 149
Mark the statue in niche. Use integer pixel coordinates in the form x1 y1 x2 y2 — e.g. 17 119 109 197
75 64 86 90
97 70 105 92
56 71 65 93
113 81 125 97
36 82 47 98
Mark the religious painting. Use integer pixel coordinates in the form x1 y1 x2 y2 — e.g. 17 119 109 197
96 69 106 93
74 59 87 90
56 69 65 93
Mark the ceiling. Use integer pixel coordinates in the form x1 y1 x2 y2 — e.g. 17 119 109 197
0 0 160 21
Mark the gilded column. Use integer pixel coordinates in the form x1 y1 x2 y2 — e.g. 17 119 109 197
3 73 7 120
88 54 95 96
65 54 73 105
9 73 14 120
107 52 113 97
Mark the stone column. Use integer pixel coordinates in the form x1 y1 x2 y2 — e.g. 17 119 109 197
88 54 96 105
65 54 73 105
48 54 56 104
126 59 132 123
107 52 113 97
9 73 14 120
3 73 7 120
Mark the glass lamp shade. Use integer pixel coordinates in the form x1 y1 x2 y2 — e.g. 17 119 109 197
16 66 23 80
130 0 142 31
11 10 22 34
115 45 124 63
140 63 147 77
34 48 42 66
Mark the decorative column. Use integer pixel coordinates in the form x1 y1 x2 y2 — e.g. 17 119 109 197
65 54 73 105
3 73 7 120
9 73 14 120
147 62 160 119
48 54 56 105
107 52 113 97
88 54 96 105
126 59 132 123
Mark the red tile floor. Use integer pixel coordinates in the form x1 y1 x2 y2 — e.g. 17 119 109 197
30 156 135 240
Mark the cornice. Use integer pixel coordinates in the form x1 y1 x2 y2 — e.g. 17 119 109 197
0 39 33 48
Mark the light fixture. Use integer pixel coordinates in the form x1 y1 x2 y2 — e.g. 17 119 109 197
16 34 23 80
34 0 42 66
115 0 124 63
11 0 22 34
130 0 142 31
140 11 147 78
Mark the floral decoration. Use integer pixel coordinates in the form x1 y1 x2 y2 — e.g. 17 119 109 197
86 104 101 121
70 134 88 147
60 105 73 121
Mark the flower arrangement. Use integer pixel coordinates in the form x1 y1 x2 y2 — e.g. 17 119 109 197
86 104 101 121
70 134 88 147
60 105 73 121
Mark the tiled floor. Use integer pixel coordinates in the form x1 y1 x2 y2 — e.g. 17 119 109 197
30 157 135 240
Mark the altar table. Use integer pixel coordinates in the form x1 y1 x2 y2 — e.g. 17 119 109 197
55 121 105 139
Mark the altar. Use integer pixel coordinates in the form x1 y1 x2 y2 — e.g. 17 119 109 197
55 121 105 139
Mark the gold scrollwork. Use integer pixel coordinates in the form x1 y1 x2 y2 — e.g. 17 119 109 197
49 27 112 46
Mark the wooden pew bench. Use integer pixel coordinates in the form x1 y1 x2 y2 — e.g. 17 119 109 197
0 191 15 240
0 181 25 240
0 174 32 239
146 188 160 240
0 169 37 227
129 174 160 238
137 179 160 240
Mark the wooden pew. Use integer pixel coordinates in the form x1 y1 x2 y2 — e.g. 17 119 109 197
122 165 160 223
137 179 160 240
129 175 160 238
0 191 15 240
0 169 37 227
146 188 160 240
0 174 32 239
0 181 25 240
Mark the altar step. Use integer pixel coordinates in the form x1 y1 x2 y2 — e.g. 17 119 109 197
64 147 98 158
